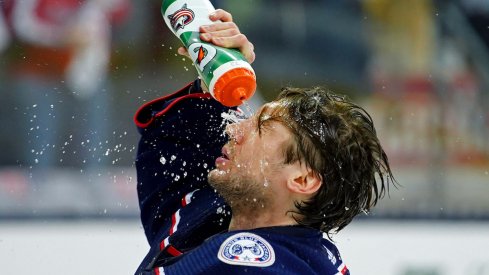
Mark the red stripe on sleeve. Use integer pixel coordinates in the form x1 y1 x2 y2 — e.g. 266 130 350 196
167 245 183 256
170 213 177 235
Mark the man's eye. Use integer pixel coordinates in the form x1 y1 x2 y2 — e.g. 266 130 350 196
256 116 263 134
257 113 272 133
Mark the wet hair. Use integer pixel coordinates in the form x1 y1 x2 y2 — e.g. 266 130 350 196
259 87 396 235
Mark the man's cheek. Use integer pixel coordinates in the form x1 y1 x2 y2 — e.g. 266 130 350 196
235 161 253 172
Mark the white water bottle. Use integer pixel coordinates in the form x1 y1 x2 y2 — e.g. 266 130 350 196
161 0 256 107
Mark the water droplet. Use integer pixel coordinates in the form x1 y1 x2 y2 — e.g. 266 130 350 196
160 156 167 165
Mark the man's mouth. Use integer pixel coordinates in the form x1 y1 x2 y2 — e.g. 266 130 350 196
221 147 230 160
215 147 231 167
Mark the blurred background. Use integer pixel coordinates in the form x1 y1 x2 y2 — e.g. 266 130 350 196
1 0 488 274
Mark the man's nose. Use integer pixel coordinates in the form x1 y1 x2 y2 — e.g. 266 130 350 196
225 123 244 144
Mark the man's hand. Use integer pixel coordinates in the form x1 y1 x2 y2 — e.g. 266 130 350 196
177 9 255 64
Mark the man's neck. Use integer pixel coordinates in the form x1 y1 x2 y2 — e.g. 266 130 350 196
228 210 297 231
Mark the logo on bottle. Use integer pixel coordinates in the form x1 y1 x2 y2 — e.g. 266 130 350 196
195 46 207 65
168 4 195 31
188 43 216 71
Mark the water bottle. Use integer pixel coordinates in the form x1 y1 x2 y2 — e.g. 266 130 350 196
161 0 256 107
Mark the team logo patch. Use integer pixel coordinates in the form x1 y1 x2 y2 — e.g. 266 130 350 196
217 232 275 267
168 4 195 31
188 43 217 71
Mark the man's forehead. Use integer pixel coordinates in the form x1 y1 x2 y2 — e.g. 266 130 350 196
255 101 284 117
255 102 292 138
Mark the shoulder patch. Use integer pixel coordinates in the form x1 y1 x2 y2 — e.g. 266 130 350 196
217 232 275 267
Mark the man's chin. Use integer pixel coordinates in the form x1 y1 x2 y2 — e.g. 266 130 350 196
208 168 229 185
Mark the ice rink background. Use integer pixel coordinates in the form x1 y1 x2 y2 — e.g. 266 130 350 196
2 220 489 275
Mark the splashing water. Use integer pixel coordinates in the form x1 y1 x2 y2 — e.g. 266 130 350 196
240 100 256 118
216 206 223 214
221 109 247 125
220 100 255 127
219 109 248 140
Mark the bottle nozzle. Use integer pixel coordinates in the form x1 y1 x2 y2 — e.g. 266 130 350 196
233 87 247 102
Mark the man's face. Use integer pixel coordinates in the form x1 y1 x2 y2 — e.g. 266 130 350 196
208 103 294 210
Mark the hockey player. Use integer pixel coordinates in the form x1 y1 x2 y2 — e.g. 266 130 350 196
134 9 394 274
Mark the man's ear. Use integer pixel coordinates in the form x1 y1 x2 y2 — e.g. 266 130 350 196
286 166 322 195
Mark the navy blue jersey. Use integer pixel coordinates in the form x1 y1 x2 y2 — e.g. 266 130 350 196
134 80 350 274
